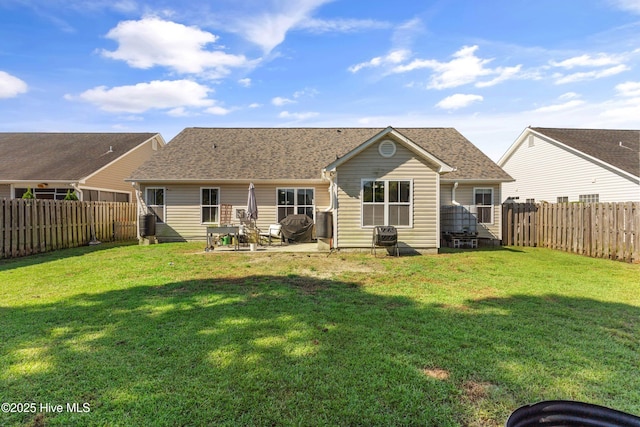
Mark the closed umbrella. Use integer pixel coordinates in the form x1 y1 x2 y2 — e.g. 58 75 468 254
247 183 258 222
246 183 258 249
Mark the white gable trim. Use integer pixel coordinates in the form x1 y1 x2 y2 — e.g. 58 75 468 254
323 126 454 173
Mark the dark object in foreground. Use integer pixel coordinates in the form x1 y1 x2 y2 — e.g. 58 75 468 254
506 400 640 427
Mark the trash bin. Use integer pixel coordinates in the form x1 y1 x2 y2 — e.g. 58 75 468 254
139 214 156 237
316 211 332 238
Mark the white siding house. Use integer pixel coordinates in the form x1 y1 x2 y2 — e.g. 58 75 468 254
499 127 640 203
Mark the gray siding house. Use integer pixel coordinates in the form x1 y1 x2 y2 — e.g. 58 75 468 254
129 127 512 252
499 127 640 203
0 133 165 202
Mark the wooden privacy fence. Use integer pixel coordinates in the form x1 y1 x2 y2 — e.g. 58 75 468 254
1 199 138 259
503 202 639 262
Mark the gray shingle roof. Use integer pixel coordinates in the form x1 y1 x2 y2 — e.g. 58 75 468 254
0 133 159 181
130 127 511 182
531 127 640 177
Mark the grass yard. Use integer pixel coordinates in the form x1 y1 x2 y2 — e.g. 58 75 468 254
1 243 639 426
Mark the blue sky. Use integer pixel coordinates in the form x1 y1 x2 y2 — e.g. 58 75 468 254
1 0 639 161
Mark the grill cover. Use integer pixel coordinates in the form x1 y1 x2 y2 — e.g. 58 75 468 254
279 214 314 242
373 226 397 246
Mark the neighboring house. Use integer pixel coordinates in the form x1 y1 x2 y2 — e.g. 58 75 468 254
498 127 640 203
128 127 512 252
0 133 166 202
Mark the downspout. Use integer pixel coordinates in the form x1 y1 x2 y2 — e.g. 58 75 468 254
132 182 143 240
451 181 460 206
323 170 336 212
321 169 338 249
70 183 83 201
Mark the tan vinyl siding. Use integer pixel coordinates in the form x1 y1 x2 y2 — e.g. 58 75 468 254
84 138 159 197
335 142 439 249
143 182 329 242
443 183 502 239
0 184 10 199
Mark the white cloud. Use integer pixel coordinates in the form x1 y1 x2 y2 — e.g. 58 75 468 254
599 97 640 123
533 100 586 113
230 0 333 53
609 0 640 13
435 94 483 110
167 107 189 117
601 80 640 123
70 79 214 113
271 88 317 107
278 111 319 120
348 49 411 73
101 17 251 76
476 65 522 88
249 103 262 108
0 71 28 98
559 92 581 100
298 18 391 33
550 53 623 69
615 81 640 97
390 45 522 90
553 64 629 84
238 78 252 87
532 92 586 113
205 105 231 115
293 87 319 98
272 96 296 106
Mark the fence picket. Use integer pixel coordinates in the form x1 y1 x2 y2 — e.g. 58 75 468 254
503 202 639 263
0 200 137 260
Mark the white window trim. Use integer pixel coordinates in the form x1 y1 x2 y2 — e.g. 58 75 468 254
473 187 494 225
145 187 165 224
276 187 316 222
360 179 413 228
200 187 221 225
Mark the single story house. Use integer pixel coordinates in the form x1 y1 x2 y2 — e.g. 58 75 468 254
0 132 165 202
128 127 513 252
498 127 640 203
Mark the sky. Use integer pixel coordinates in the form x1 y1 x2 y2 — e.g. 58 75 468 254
1 0 639 161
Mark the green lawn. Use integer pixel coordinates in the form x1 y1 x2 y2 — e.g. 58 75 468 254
1 243 639 426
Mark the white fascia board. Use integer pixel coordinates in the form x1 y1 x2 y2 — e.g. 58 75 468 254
497 127 531 167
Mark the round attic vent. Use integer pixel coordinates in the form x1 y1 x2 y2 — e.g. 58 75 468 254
378 139 396 158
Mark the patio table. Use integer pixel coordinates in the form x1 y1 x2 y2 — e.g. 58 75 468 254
206 226 240 250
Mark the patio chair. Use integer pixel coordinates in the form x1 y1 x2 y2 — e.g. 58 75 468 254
260 224 283 246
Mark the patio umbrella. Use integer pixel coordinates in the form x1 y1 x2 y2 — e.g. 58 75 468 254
247 183 258 222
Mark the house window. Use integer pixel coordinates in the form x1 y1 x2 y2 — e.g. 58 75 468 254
474 188 493 224
146 187 165 223
277 188 315 222
15 187 73 200
201 188 220 224
557 196 568 203
84 190 130 202
579 194 599 203
362 180 412 227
